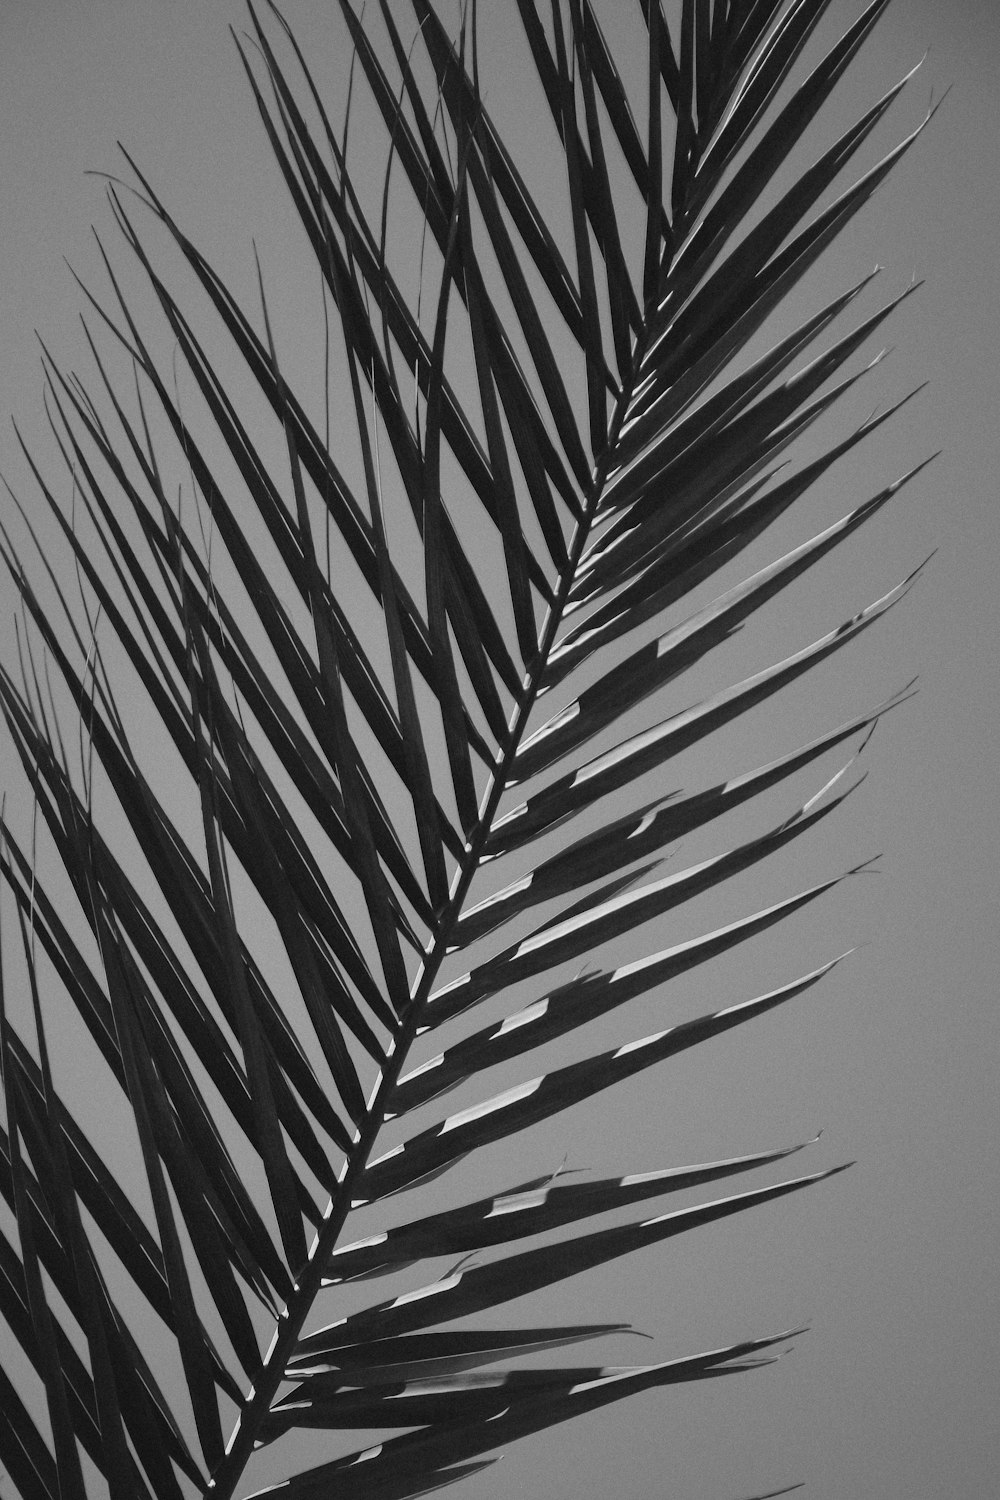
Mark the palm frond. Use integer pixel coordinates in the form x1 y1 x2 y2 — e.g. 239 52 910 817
0 2 932 1496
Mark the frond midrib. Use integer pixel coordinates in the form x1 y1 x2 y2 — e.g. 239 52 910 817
208 292 656 1495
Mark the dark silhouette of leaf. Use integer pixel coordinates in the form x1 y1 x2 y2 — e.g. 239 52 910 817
0 3 931 1496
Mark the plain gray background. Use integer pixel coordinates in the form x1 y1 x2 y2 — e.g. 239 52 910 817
0 3 997 1498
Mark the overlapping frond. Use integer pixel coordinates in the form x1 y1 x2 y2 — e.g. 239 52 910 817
0 2 930 1496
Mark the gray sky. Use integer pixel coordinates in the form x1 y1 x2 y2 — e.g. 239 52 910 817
0 3 997 1499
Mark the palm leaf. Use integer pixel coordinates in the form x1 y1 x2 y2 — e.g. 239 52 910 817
0 2 932 1496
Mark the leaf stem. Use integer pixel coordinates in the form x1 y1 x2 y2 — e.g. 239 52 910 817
207 307 647 1500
